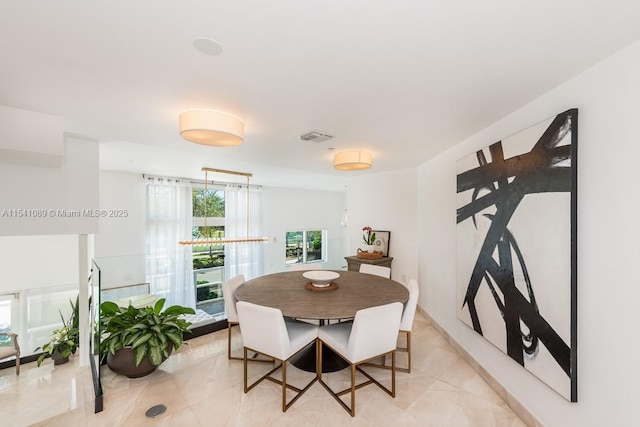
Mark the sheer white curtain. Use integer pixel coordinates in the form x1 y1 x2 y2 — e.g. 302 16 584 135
224 184 264 280
145 177 195 309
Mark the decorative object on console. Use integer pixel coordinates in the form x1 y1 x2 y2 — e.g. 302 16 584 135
361 226 376 253
356 248 382 260
372 230 390 256
456 108 578 402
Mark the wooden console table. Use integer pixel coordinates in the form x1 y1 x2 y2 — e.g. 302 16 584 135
344 255 393 273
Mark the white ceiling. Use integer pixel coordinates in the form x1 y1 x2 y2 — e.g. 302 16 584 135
2 1 639 191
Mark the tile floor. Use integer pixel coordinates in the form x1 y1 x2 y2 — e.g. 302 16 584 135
0 312 527 426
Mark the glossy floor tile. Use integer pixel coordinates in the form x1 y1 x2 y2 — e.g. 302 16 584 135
0 312 527 426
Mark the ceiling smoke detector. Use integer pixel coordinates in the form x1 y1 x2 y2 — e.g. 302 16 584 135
297 131 334 143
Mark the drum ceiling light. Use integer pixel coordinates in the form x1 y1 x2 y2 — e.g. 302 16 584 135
179 109 244 147
333 150 373 170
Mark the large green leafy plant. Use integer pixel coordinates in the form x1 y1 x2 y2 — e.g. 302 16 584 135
100 298 195 367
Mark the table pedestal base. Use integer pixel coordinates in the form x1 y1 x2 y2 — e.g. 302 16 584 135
290 341 348 373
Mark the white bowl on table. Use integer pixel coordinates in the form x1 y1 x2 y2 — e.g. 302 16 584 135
303 270 340 287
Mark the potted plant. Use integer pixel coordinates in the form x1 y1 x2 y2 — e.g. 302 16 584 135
100 298 195 378
362 226 376 253
35 298 79 367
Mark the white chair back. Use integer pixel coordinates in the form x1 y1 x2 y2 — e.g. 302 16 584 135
359 263 391 279
236 301 292 360
400 279 419 332
222 274 246 323
346 302 403 362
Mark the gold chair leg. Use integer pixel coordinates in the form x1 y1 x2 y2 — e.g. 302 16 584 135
229 322 273 363
228 323 239 360
361 330 412 373
391 348 396 397
350 364 356 416
243 347 248 391
316 338 322 381
243 345 317 412
317 340 397 417
405 330 411 373
282 360 287 412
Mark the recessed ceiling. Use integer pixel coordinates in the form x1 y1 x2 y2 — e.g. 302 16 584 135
1 1 639 191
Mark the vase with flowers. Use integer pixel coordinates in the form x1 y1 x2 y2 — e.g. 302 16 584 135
362 226 376 253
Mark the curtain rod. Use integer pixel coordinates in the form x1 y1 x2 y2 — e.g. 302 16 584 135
141 174 261 189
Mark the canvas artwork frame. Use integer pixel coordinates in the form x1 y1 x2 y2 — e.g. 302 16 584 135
372 230 390 256
455 108 578 402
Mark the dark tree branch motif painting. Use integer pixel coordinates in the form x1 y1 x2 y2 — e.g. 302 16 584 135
456 109 577 402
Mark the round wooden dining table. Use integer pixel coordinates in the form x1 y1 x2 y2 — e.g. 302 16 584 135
235 270 409 371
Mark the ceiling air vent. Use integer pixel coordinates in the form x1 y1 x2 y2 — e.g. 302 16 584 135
297 131 334 143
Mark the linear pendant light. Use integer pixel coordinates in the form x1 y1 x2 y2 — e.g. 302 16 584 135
179 110 244 146
178 167 268 246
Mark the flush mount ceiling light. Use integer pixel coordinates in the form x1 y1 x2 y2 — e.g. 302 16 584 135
333 150 373 171
179 110 244 147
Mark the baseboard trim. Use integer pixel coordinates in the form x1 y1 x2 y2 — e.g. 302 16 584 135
417 306 544 427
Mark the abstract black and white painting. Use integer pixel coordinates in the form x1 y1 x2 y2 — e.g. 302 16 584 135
456 109 577 401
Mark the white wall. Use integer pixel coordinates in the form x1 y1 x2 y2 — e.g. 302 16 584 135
0 135 99 236
94 171 146 288
0 105 64 168
346 168 418 285
0 235 79 292
261 186 346 273
419 40 640 426
93 176 347 280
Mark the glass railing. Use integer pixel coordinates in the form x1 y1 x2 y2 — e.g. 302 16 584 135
89 260 102 413
0 284 78 359
194 266 225 317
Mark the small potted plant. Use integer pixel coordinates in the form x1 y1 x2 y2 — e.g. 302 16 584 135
362 226 376 253
100 298 195 378
35 299 79 367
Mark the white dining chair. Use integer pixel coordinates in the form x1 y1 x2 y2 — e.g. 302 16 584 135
222 274 246 360
223 275 274 363
0 332 20 375
365 279 419 373
359 263 391 279
317 302 403 416
236 301 319 412
398 279 419 372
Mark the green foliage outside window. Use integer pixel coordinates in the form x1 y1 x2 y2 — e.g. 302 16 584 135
192 188 224 218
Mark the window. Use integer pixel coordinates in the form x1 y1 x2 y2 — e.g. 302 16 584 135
286 230 325 265
192 186 226 316
0 285 80 358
